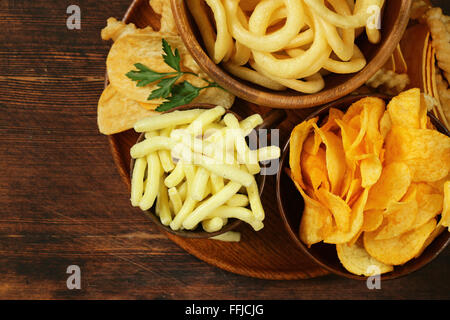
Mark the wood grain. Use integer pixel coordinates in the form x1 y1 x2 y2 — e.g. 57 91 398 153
0 0 449 299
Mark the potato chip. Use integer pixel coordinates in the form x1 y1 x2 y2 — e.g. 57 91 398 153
101 17 154 42
345 178 362 205
379 111 392 139
362 209 384 232
364 218 437 265
316 188 351 232
107 34 202 104
384 126 450 182
410 183 443 229
441 181 450 230
312 124 346 194
366 162 412 210
296 181 333 247
387 88 423 129
98 85 158 135
371 187 418 240
289 118 318 189
320 108 344 133
337 239 393 276
324 189 368 244
360 155 382 188
301 147 329 191
149 0 178 34
303 132 322 156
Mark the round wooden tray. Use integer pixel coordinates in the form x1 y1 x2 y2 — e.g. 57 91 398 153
107 0 329 280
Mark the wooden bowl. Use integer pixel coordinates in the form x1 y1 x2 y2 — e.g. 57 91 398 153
171 0 412 109
130 103 286 239
275 94 450 280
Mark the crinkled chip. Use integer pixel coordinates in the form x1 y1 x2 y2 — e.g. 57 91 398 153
98 85 158 135
366 162 412 210
337 239 394 276
371 187 418 240
410 183 443 229
296 181 333 247
101 17 154 42
441 181 450 231
316 188 351 232
387 88 422 129
301 147 329 191
361 209 384 232
384 126 450 182
324 189 368 244
364 218 437 265
313 124 346 194
289 117 318 189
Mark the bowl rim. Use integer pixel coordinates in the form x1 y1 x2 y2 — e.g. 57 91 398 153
275 93 450 280
171 0 413 109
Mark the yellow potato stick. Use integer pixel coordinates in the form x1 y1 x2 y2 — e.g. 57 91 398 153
158 127 175 172
257 146 281 162
164 161 185 188
130 136 175 159
186 106 226 134
245 172 265 221
197 154 254 187
157 177 172 226
210 173 225 194
131 157 146 207
134 109 205 132
178 181 188 202
203 179 212 199
226 194 249 207
202 217 224 233
240 114 263 136
191 167 211 201
168 187 183 215
170 197 198 230
139 152 161 211
182 181 242 230
205 206 264 231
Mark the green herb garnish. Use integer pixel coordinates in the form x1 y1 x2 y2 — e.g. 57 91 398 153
126 39 222 112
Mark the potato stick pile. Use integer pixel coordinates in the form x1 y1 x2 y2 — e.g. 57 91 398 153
130 106 281 233
188 0 385 93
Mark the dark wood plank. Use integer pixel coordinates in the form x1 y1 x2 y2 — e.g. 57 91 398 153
0 0 449 299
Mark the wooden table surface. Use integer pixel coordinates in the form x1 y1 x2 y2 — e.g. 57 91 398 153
0 0 449 300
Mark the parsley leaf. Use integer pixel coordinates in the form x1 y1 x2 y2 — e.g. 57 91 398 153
162 39 181 72
126 39 225 112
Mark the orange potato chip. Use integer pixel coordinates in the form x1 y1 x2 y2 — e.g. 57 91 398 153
303 132 322 156
320 108 344 132
337 239 393 276
360 155 382 188
361 209 384 232
364 218 437 265
324 189 368 244
441 181 450 231
316 188 351 232
345 178 362 205
289 117 318 189
366 162 412 210
296 182 333 247
301 148 329 191
410 183 443 229
379 111 392 139
312 124 346 194
387 88 423 129
371 187 418 240
384 126 450 182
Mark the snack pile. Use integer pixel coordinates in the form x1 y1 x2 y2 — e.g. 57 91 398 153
289 88 450 276
130 106 281 235
97 0 235 135
188 0 384 93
